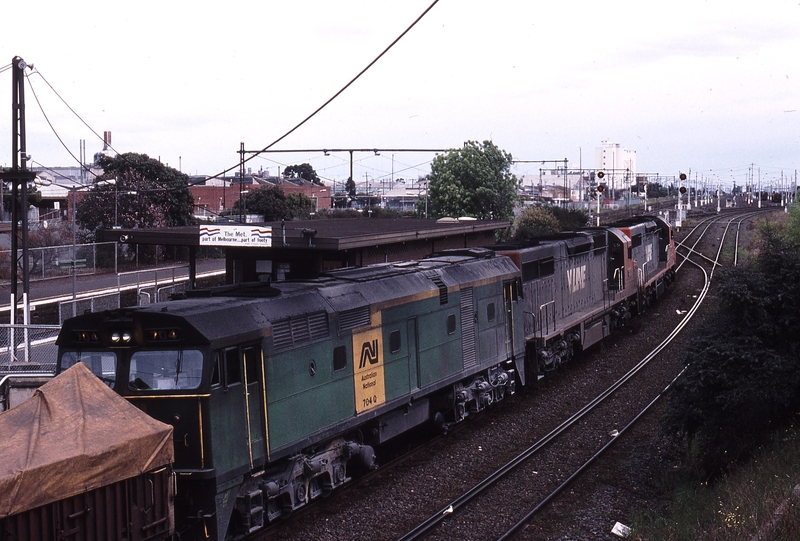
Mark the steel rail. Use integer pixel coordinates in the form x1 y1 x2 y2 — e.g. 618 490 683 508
396 211 747 541
496 226 720 540
494 212 750 540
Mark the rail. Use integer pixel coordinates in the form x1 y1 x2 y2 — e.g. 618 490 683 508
395 229 716 541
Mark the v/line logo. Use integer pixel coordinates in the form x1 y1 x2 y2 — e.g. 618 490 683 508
359 339 379 369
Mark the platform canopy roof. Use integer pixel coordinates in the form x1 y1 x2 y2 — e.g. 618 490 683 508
97 217 508 249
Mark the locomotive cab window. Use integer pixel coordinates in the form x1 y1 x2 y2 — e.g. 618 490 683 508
540 257 555 277
211 352 222 387
128 349 203 391
333 345 347 371
487 303 496 322
447 314 457 335
60 351 118 388
225 347 242 386
243 345 261 384
389 330 402 353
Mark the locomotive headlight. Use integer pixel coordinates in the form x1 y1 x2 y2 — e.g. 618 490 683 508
111 331 132 343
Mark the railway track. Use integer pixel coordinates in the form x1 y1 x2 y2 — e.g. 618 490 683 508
254 209 775 541
395 211 761 541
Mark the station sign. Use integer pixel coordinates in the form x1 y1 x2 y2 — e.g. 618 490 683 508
199 225 272 247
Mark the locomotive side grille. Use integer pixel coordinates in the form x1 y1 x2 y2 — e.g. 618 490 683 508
339 306 371 333
307 312 329 339
460 287 477 369
291 317 311 343
272 321 293 350
424 271 449 304
272 311 329 351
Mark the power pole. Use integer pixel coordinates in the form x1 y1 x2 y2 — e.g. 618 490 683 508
1 56 36 334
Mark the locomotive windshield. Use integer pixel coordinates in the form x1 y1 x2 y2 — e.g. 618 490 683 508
128 349 204 391
60 351 118 388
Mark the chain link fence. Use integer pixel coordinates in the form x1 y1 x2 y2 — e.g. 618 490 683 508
58 293 122 325
0 324 62 373
1 324 60 411
0 241 121 284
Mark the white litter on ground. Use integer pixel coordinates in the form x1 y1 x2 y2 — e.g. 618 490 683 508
611 521 631 538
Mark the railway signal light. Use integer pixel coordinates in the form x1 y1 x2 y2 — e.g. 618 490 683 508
679 173 687 181
597 171 605 179
679 187 687 194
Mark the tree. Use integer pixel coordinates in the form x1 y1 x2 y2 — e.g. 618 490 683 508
550 207 589 230
77 153 195 231
283 163 321 185
1 177 42 216
286 192 314 219
424 140 519 220
235 185 289 221
662 220 800 476
785 202 800 244
345 177 356 197
512 207 561 240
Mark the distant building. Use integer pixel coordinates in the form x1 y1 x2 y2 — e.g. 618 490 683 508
190 175 333 222
520 171 587 202
595 141 636 195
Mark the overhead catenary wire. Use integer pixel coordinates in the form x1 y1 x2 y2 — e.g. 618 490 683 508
193 0 441 187
26 69 117 159
12 1 441 193
25 72 99 182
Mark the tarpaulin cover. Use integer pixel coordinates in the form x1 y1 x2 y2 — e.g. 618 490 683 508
0 362 174 518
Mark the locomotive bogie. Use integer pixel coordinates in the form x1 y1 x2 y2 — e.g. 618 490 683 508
431 362 517 427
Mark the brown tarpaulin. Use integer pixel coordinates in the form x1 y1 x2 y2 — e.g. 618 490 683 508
0 362 174 518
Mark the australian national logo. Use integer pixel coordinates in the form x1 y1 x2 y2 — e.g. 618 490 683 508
352 316 386 414
359 339 379 369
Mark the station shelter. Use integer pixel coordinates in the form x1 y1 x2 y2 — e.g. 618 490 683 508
98 218 508 288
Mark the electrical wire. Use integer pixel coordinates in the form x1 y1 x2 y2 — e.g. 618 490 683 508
26 68 187 193
195 0 441 186
25 72 99 181
27 69 117 158
15 0 440 193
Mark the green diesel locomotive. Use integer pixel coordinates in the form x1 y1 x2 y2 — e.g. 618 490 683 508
57 249 526 540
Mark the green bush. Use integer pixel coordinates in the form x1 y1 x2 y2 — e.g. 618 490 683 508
662 220 800 477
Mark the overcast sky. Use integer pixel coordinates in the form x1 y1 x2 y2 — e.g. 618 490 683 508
2 0 799 190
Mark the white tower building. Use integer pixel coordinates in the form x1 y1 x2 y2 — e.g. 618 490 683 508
595 141 636 195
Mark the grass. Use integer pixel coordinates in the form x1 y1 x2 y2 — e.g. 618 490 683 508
630 424 800 540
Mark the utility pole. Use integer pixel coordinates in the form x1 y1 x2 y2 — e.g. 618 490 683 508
0 57 35 363
1 57 35 333
239 142 245 223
